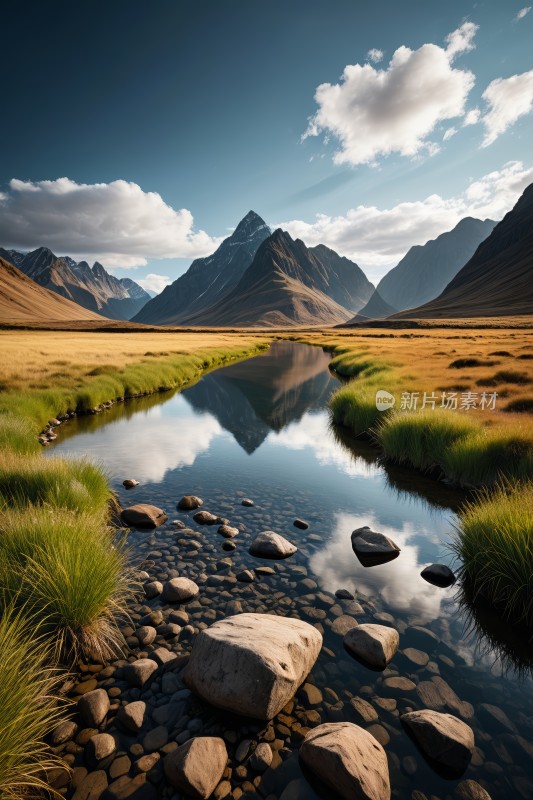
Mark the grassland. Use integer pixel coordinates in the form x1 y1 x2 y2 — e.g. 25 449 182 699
298 326 533 487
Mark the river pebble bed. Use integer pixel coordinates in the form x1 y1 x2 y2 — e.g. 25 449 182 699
45 343 533 800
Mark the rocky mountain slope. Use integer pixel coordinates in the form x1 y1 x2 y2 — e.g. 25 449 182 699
0 246 150 320
0 257 104 323
395 183 533 318
376 217 496 312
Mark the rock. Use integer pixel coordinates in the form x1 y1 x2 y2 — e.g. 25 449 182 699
241 498 254 507
143 581 163 599
218 524 239 538
351 526 400 566
300 683 323 707
170 519 187 529
349 697 378 723
249 531 297 560
72 770 108 800
121 504 168 529
249 743 273 771
149 648 177 667
177 496 203 510
279 779 322 800
163 737 227 798
235 739 251 762
116 701 146 733
87 733 116 763
401 709 474 775
143 725 168 752
293 519 309 530
343 624 399 670
162 577 199 603
123 658 158 688
477 703 515 733
383 677 415 693
183 613 322 719
300 721 390 800
51 719 78 745
222 541 236 551
332 615 358 636
420 564 456 588
416 677 474 719
335 588 355 599
122 479 139 489
402 647 429 667
455 780 492 799
78 689 110 727
236 569 255 583
137 626 157 647
193 510 220 525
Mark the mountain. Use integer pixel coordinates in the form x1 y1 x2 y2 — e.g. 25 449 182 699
395 183 533 318
342 289 398 325
180 228 360 327
307 244 374 311
375 217 496 312
133 211 271 325
0 257 104 323
0 246 150 320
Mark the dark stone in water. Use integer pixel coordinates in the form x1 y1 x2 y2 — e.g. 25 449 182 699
351 526 400 567
241 498 255 507
421 564 456 588
293 519 309 530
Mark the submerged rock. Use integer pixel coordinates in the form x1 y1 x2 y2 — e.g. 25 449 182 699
164 737 227 799
343 624 399 670
162 577 199 603
300 721 391 800
249 531 297 559
351 526 400 567
177 495 203 510
121 504 168 529
401 709 474 775
241 498 254 507
421 563 456 587
293 518 309 530
183 613 322 719
193 510 220 525
218 524 239 538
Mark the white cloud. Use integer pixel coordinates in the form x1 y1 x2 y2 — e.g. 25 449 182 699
443 126 457 141
367 48 383 63
514 6 531 20
463 107 481 126
480 70 533 146
303 24 477 166
0 177 222 267
277 160 533 281
136 273 172 295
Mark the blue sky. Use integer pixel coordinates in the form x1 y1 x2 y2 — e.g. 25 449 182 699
1 0 532 290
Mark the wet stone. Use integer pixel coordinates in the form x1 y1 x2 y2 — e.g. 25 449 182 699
241 499 254 507
177 496 203 510
349 696 378 723
403 647 429 667
331 615 359 636
293 519 309 530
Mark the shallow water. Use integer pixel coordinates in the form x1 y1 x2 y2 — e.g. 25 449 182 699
48 341 533 799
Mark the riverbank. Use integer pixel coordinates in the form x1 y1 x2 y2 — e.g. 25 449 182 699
0 332 269 798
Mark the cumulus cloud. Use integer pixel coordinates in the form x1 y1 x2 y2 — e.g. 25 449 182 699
0 177 222 267
514 6 531 20
277 160 533 281
480 70 533 146
136 273 172 295
303 24 477 165
463 107 481 126
443 126 457 141
367 48 383 63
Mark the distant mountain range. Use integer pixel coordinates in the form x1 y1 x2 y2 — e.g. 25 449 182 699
134 211 374 327
395 183 533 318
0 257 104 323
0 246 150 320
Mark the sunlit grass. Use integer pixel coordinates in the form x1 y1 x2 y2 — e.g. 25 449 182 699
0 506 133 660
452 482 533 626
0 605 66 799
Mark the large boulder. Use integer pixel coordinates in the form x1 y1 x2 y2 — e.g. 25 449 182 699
121 504 168 529
401 709 474 775
343 624 399 670
164 737 227 799
300 721 391 800
249 531 297 559
351 526 400 566
183 613 322 719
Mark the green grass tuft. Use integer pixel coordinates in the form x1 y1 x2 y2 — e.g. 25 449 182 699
452 482 533 626
0 605 66 799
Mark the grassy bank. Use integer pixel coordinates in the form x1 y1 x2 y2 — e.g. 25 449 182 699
0 331 269 798
300 329 533 488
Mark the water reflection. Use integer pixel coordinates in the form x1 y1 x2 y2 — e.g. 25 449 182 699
183 341 337 453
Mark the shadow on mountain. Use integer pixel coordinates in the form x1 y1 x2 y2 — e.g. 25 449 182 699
182 341 339 453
